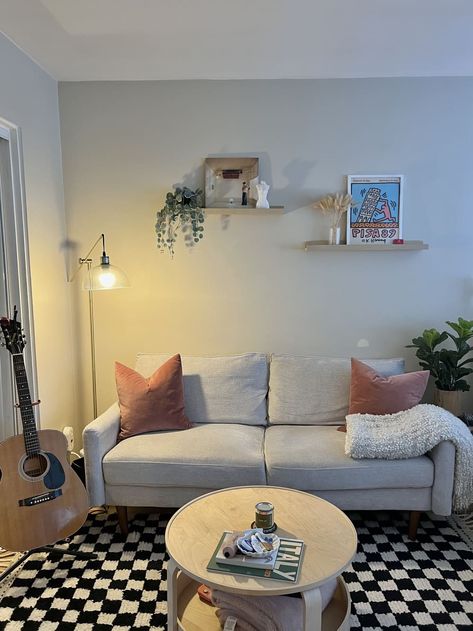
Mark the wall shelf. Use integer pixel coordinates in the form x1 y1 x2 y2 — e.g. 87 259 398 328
304 240 428 252
204 206 284 215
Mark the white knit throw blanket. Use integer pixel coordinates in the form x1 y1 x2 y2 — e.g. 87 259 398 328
345 404 473 512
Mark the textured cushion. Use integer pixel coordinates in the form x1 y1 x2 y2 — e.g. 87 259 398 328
103 423 266 488
264 425 434 490
349 358 429 414
116 354 192 441
268 355 405 425
135 353 268 425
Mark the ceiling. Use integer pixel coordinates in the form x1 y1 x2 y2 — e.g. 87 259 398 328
1 0 472 81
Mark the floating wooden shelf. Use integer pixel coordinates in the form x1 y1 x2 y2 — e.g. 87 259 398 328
304 240 428 252
204 206 284 215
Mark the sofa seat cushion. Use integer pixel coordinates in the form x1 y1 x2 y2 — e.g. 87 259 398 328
264 425 434 490
103 424 266 488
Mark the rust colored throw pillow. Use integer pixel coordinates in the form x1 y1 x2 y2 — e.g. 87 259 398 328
116 354 192 441
349 358 429 414
338 358 429 433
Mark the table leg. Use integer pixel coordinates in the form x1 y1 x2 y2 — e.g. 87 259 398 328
302 586 322 631
167 557 178 631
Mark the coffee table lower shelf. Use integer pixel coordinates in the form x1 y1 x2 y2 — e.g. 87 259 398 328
175 572 351 631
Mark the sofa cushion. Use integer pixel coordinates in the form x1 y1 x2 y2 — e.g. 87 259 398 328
116 355 192 441
268 355 405 425
103 423 266 488
349 358 429 415
264 425 434 490
135 353 268 425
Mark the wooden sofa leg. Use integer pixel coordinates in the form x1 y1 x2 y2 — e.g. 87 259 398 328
116 506 129 535
408 511 421 541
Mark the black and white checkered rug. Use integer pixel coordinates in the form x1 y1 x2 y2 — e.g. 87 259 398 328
0 510 471 630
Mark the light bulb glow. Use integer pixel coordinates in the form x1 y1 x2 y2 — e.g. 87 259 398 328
97 270 117 289
82 260 129 291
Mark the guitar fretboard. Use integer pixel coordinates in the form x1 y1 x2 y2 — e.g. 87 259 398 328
12 354 39 455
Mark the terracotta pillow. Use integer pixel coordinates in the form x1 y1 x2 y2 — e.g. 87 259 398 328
338 358 429 432
116 354 192 441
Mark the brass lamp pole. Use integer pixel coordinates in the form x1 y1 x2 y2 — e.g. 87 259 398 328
69 234 129 418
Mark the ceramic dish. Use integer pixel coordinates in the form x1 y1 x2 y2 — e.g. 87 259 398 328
236 529 280 558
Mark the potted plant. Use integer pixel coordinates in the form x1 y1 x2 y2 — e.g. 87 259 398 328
407 317 473 416
155 186 204 256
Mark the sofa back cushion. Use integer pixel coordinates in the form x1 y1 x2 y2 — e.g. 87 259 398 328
268 355 405 425
135 353 269 425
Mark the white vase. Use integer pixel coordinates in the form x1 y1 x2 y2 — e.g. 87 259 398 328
329 226 341 245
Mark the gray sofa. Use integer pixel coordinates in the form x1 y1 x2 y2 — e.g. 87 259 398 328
83 353 455 538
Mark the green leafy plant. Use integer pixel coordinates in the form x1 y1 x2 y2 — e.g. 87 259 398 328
407 317 473 391
155 187 204 255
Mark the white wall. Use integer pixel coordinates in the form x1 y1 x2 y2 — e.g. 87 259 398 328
59 79 473 418
0 34 78 435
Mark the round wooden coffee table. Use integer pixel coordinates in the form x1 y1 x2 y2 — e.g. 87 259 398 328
165 486 357 631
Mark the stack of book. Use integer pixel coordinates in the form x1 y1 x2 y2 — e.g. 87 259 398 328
207 531 304 583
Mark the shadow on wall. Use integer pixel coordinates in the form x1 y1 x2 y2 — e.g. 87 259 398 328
60 238 88 427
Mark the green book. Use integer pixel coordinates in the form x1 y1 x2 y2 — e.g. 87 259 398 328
207 532 304 582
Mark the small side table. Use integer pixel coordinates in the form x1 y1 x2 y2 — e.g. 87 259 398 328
165 486 357 631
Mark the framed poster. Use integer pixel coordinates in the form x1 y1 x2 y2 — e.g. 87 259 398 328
347 175 403 245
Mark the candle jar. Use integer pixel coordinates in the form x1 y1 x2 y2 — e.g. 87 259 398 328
255 502 274 530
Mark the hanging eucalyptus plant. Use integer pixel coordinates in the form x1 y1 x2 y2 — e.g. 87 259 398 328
155 186 205 255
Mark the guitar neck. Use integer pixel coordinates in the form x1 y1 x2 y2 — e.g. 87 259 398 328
12 354 39 455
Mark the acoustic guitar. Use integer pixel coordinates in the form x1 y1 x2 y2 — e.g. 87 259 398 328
0 309 89 552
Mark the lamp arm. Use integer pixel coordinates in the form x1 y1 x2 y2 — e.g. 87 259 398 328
68 234 106 283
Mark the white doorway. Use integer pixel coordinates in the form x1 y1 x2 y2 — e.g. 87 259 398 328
0 121 38 442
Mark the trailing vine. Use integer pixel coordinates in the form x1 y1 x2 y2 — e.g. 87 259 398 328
155 187 204 256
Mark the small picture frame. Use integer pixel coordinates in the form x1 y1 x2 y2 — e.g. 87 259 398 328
347 175 403 245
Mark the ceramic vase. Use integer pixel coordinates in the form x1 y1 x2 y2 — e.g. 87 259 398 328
329 226 341 245
433 388 462 417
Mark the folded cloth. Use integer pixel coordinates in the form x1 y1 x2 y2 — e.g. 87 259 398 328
217 609 259 631
212 578 337 631
345 403 473 512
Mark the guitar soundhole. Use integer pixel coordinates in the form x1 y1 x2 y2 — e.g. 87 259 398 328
22 454 48 478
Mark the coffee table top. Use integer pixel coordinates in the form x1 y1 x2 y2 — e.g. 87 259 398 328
165 486 357 596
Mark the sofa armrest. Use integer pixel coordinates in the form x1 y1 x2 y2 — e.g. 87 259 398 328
427 440 455 515
83 402 120 507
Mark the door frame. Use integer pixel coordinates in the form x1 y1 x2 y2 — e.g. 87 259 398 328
0 117 39 434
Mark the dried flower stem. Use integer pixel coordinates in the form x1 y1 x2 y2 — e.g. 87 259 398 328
313 193 353 229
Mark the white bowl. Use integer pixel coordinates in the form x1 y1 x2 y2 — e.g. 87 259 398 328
236 530 280 558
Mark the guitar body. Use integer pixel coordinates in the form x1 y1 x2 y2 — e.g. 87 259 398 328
0 429 89 551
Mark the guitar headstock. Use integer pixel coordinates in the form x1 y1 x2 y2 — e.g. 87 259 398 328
0 307 25 355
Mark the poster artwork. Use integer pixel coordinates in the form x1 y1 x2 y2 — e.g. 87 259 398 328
347 175 403 245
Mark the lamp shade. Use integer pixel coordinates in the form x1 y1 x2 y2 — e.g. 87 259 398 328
82 259 129 291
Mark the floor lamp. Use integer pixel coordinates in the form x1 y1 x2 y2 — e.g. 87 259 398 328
70 234 129 418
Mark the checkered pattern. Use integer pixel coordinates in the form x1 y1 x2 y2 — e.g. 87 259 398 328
0 510 471 630
0 512 168 630
346 512 473 630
